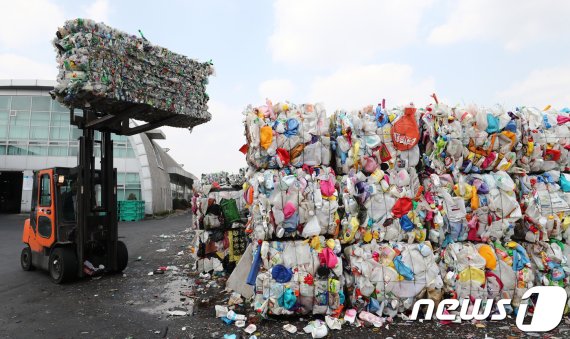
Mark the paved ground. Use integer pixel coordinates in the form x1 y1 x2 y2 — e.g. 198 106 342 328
1 213 567 339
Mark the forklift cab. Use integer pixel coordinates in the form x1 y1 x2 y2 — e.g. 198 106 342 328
21 164 128 283
23 168 77 255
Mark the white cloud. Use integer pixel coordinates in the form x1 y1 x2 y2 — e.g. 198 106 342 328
428 0 570 50
269 0 433 67
308 63 435 110
0 54 57 79
497 67 570 109
0 0 64 49
258 79 295 102
84 0 110 23
157 101 247 177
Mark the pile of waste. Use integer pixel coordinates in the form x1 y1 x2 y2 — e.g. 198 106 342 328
191 182 248 274
201 169 247 188
214 99 570 336
51 19 214 128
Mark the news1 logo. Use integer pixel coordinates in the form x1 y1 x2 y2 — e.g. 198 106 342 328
410 286 568 332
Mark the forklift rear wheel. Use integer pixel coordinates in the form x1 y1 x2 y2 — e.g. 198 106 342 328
21 247 34 271
116 240 128 272
49 247 78 284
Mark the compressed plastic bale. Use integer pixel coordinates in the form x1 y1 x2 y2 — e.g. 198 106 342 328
514 171 570 243
200 169 246 188
250 239 344 316
343 241 442 314
440 241 534 308
331 104 421 176
337 167 431 245
517 107 570 172
421 102 570 174
243 101 330 170
52 19 213 128
524 241 569 288
422 171 521 245
244 166 339 241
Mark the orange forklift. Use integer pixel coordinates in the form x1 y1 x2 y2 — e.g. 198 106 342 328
20 107 173 283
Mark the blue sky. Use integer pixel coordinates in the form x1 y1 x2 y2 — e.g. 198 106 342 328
2 0 570 176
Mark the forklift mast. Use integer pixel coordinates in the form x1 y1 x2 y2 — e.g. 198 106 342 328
71 108 173 278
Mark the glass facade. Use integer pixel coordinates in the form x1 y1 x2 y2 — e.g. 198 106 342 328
0 95 136 158
0 94 141 201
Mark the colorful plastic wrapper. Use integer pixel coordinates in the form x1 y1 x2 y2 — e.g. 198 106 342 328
242 101 331 170
342 241 442 317
331 103 421 176
251 239 344 316
52 19 213 128
243 166 340 241
439 241 534 309
420 104 570 174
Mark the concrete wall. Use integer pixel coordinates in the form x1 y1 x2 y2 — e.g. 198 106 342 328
137 133 172 214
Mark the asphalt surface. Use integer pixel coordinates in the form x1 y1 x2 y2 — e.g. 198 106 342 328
0 212 197 338
1 213 568 339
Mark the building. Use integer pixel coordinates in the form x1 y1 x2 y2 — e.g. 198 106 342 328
0 79 196 214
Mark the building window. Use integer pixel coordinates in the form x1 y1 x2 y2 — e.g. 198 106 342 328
7 144 27 155
32 97 51 111
117 172 141 201
11 96 31 110
0 96 10 110
28 144 48 156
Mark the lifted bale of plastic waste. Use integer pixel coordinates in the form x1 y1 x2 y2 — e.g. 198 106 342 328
51 18 214 129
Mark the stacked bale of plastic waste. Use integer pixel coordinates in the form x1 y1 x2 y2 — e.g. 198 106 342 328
332 103 431 246
249 238 344 315
327 103 445 321
52 19 214 128
242 101 344 317
243 166 340 241
440 241 534 311
343 241 442 317
234 98 570 324
331 102 421 176
516 107 570 172
420 104 570 175
191 176 247 274
242 101 330 169
422 101 570 317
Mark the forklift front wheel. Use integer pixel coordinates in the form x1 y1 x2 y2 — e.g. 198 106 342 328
116 240 128 273
21 246 34 271
49 247 78 284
